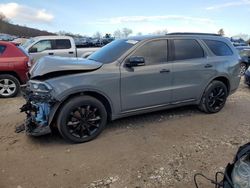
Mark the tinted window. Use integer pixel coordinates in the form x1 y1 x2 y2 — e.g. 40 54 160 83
32 40 52 52
204 39 233 56
0 45 6 54
174 39 204 61
132 40 167 65
54 39 71 49
88 39 136 64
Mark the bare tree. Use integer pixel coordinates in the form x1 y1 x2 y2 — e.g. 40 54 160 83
152 28 168 35
113 28 133 39
218 28 225 36
93 31 102 39
113 29 123 39
122 28 133 38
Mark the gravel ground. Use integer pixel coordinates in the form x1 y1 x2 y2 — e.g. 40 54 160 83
0 80 250 188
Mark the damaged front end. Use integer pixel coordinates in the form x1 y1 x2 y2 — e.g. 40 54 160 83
20 80 57 136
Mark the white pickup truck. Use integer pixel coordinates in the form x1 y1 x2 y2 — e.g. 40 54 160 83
21 35 100 63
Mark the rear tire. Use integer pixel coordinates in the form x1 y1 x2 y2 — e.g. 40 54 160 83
0 74 20 98
199 81 228 113
240 62 248 76
57 96 107 143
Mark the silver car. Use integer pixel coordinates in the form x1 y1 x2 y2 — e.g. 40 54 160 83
21 33 241 143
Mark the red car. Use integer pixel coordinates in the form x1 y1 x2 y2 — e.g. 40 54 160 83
0 41 30 98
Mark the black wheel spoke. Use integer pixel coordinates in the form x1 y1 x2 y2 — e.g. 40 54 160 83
66 104 102 139
207 86 226 111
71 112 81 120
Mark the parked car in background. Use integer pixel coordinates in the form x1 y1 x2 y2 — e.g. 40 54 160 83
21 33 240 143
0 41 29 98
236 46 250 75
74 37 93 47
11 38 28 46
21 36 100 63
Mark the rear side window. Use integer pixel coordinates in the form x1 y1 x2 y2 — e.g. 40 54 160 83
132 40 167 65
173 39 204 61
203 39 233 56
54 39 71 49
0 45 6 54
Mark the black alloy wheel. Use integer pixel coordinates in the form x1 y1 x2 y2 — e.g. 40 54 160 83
57 96 107 143
199 81 228 113
207 86 227 112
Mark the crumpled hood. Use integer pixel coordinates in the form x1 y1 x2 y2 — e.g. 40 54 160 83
29 56 102 78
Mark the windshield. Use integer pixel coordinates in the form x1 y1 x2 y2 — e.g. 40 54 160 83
87 39 138 63
22 38 35 49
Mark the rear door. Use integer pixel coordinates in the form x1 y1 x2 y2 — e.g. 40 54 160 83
120 39 173 111
171 38 216 102
52 39 75 57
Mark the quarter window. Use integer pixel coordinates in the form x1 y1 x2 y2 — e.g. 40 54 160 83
203 39 233 56
0 45 6 55
55 39 71 49
132 40 167 65
173 39 204 61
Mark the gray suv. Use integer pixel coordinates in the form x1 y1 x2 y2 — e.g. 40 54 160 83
21 33 241 143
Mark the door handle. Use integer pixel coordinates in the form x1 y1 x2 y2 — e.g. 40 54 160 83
204 64 213 68
69 51 74 54
160 69 170 73
48 52 54 55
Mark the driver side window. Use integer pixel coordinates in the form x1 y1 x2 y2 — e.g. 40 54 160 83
32 40 52 52
132 40 168 65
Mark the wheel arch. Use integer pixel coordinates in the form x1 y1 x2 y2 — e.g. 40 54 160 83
49 90 113 127
0 71 21 84
198 75 230 103
212 76 230 93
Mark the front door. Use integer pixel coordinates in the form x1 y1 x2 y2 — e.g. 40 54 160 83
120 39 173 111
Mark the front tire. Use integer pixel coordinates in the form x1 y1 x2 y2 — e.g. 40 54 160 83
199 81 228 113
0 74 20 98
57 96 107 143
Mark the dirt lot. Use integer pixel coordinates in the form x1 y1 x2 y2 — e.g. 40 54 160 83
0 80 250 188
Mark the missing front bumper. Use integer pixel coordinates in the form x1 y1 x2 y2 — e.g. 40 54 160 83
20 87 56 136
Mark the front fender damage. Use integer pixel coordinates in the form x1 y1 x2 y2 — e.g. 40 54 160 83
19 87 58 136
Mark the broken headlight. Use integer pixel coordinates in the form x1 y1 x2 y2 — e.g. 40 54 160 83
29 80 52 93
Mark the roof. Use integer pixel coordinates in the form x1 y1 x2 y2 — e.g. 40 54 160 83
32 35 73 40
128 33 225 41
0 40 17 46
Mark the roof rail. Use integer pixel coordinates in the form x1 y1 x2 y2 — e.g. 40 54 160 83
167 32 221 36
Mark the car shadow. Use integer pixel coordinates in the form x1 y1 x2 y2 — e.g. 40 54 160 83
26 105 201 145
107 105 201 130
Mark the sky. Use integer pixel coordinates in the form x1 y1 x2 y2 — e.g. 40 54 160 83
0 0 249 37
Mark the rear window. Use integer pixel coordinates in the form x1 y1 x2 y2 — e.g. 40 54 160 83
0 45 6 54
54 39 71 49
203 39 233 56
173 39 204 61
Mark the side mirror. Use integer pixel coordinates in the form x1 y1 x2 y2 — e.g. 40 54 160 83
126 56 145 67
29 47 38 53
